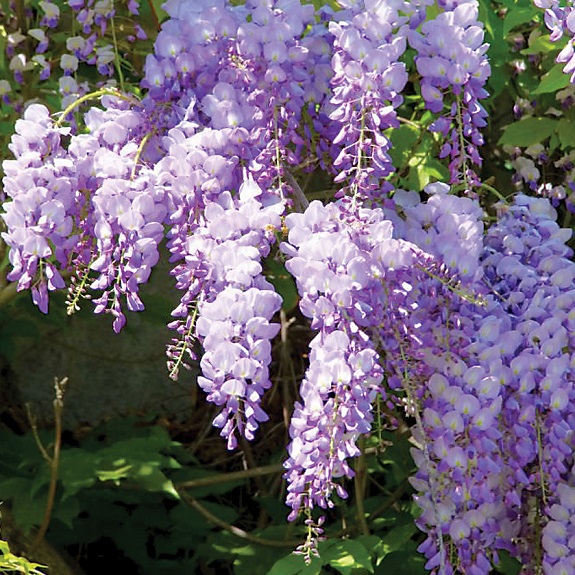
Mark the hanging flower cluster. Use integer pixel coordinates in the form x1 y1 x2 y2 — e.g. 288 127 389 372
2 1 575 573
4 0 148 110
408 0 490 187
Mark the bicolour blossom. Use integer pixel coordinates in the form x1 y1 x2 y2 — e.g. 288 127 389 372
196 285 281 449
167 175 284 448
326 1 408 201
408 0 490 186
480 195 575 571
1 104 74 312
282 199 408 546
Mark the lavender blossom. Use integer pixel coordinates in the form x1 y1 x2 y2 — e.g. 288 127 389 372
1 104 75 313
326 0 408 202
408 0 490 187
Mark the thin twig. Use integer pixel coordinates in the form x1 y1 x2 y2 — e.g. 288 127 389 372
353 437 370 536
278 310 297 431
26 405 51 464
55 88 137 126
240 437 267 495
109 1 126 92
283 168 310 210
33 377 69 549
367 480 409 521
177 463 284 490
178 490 302 548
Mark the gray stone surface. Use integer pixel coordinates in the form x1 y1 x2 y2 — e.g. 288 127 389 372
1 262 198 430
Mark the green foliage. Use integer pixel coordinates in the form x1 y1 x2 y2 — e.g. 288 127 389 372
264 527 425 575
493 550 522 575
0 412 424 574
267 539 374 575
148 0 169 23
0 540 47 574
498 117 558 147
264 257 299 312
388 119 450 191
533 63 571 94
0 417 255 573
0 419 179 530
0 0 573 573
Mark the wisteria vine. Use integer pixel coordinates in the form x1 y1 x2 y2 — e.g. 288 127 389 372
2 0 575 574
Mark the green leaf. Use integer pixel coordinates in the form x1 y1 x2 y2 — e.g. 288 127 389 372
59 427 182 499
0 538 47 574
493 550 521 575
374 550 426 575
0 477 36 501
149 0 169 23
380 523 419 557
58 449 98 498
389 124 420 167
409 159 449 191
354 533 390 567
10 486 45 532
95 438 181 497
557 118 575 149
131 466 179 499
265 552 323 575
498 117 557 147
0 432 44 479
0 25 7 76
52 494 81 529
321 539 374 575
168 504 213 540
533 63 571 94
264 257 299 312
503 6 538 36
521 34 560 55
95 462 133 484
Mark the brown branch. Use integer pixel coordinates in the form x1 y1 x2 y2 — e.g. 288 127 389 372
283 168 309 210
178 490 302 548
176 462 284 490
32 377 68 549
353 437 370 536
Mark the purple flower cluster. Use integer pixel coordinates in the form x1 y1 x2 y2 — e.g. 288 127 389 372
481 195 575 572
141 0 324 197
1 94 170 330
278 188 547 574
399 193 575 574
407 281 520 575
394 182 484 282
408 0 490 186
167 177 283 448
327 1 408 201
536 0 575 82
196 285 281 449
5 0 147 108
1 104 73 311
74 98 169 331
9 2 575 571
281 201 386 520
542 478 575 575
374 188 505 574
